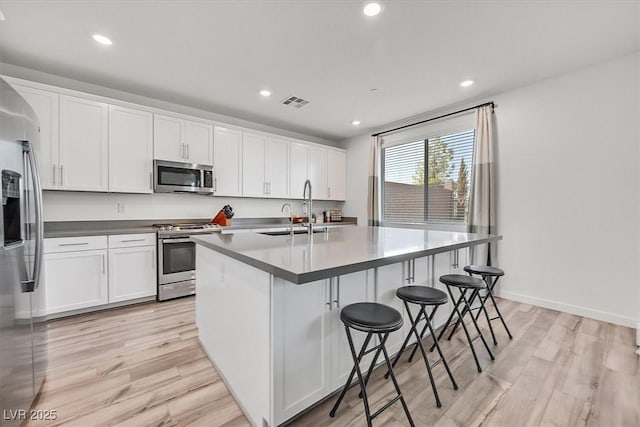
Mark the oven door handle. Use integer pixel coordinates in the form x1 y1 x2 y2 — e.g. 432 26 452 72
161 238 193 244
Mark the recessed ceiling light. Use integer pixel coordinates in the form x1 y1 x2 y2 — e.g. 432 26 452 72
259 89 271 97
92 34 112 46
460 80 474 87
352 120 361 126
363 2 382 17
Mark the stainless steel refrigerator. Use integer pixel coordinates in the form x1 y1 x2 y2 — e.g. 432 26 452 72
0 77 47 425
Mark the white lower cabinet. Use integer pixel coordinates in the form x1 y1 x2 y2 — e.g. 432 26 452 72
273 270 372 424
273 278 331 424
108 245 156 302
375 262 408 355
44 249 108 315
43 234 157 316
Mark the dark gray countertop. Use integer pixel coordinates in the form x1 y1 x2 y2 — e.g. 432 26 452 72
192 226 502 284
43 217 357 238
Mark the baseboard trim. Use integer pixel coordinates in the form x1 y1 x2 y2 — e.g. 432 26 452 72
496 290 638 329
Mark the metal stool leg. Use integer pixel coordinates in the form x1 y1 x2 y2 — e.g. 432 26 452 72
424 307 458 391
430 291 466 351
330 330 373 418
408 305 437 363
484 276 513 339
447 288 480 340
359 336 384 399
459 290 495 362
445 286 484 373
379 334 415 427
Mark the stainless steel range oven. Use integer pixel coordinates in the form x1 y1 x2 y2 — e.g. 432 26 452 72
154 223 219 301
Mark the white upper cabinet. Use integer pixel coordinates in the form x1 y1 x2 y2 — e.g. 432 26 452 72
327 149 346 201
12 85 59 190
265 137 290 198
213 127 243 196
185 120 213 165
153 114 183 162
59 95 108 192
154 114 213 165
289 142 308 199
242 133 290 198
242 132 267 197
108 105 153 194
308 145 328 200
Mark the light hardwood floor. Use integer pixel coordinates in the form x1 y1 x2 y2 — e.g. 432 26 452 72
27 296 639 427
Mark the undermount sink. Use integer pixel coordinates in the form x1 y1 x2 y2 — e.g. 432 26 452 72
259 229 326 236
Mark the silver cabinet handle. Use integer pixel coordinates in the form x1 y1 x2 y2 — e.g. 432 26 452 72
102 254 106 275
59 242 89 247
326 279 333 311
214 177 217 192
268 182 271 195
52 164 57 185
186 144 190 160
333 276 340 308
328 187 331 198
60 165 64 186
149 172 153 190
121 238 145 243
264 182 268 195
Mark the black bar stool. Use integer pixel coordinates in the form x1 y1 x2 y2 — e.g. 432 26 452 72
329 302 414 427
462 265 513 341
381 286 458 408
433 274 495 373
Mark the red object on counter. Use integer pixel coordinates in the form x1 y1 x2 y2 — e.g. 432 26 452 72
212 210 232 226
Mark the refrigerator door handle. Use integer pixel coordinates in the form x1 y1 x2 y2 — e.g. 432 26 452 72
23 141 44 289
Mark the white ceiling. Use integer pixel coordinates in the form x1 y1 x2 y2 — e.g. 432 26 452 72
0 1 638 141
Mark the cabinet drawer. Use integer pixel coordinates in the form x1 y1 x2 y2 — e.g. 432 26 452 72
108 233 156 248
44 236 107 254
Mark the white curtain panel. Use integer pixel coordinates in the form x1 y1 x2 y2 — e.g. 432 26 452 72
367 136 380 226
468 105 496 265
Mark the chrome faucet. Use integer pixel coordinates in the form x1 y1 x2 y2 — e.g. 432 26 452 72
302 179 313 236
281 203 294 236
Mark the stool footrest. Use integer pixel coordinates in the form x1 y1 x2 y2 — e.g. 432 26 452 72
371 395 402 420
362 344 383 357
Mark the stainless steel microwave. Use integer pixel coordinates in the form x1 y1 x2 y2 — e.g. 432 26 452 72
154 160 214 194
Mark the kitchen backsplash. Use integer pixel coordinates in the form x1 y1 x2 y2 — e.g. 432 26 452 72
43 191 344 222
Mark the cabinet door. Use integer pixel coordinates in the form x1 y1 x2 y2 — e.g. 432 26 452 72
242 132 267 197
213 127 243 196
154 114 184 162
59 95 108 191
184 120 213 165
273 279 331 425
329 271 372 390
430 252 454 329
308 146 328 200
327 149 346 201
44 249 108 314
13 85 59 190
375 263 407 355
265 137 289 198
289 142 308 200
108 105 153 193
108 245 156 302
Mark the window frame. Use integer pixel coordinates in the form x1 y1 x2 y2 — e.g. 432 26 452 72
380 127 474 231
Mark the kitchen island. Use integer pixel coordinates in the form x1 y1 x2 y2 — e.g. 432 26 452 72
193 226 501 427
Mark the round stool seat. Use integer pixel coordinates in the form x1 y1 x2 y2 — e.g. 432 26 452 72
464 265 505 277
439 274 484 289
340 302 403 333
396 286 448 306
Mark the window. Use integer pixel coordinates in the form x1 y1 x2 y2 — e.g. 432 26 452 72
382 129 474 224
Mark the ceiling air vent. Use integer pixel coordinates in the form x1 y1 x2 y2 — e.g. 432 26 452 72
281 96 310 109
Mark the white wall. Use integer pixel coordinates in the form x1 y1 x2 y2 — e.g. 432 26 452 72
42 191 341 222
343 53 640 329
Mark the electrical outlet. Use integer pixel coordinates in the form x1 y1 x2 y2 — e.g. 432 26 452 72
117 202 126 214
